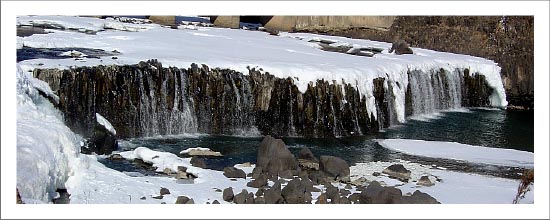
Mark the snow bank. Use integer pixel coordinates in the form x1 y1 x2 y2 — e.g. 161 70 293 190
95 113 116 135
16 65 80 202
351 160 534 204
377 139 534 168
66 147 259 204
179 147 222 156
18 15 508 123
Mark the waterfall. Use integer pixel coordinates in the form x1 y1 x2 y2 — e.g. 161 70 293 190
33 61 497 138
406 69 464 116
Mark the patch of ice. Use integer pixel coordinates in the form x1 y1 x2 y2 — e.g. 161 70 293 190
377 139 534 168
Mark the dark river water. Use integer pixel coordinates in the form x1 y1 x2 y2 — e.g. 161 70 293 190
107 108 533 178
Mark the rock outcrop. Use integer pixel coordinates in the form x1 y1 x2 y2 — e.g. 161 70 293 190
256 136 298 177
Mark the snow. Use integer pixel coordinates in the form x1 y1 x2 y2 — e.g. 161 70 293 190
377 139 534 168
17 15 508 123
179 147 212 154
65 147 260 204
179 147 222 156
16 65 81 203
95 113 116 135
17 15 158 33
350 160 534 204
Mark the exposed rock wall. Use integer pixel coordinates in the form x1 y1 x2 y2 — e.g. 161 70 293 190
34 60 493 139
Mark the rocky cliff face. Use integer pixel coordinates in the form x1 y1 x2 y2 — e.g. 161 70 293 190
297 16 533 109
34 60 493 138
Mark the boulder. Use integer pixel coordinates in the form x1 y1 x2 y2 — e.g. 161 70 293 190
160 187 170 196
360 181 403 204
180 148 222 157
308 171 328 185
298 159 320 171
339 196 351 204
319 156 350 182
163 168 174 175
348 193 361 204
315 193 328 204
175 195 194 204
382 164 411 182
245 192 255 204
250 166 263 179
264 181 284 204
339 189 351 197
389 40 413 55
16 189 23 204
416 176 435 186
223 167 246 179
247 174 268 188
256 136 298 177
81 113 118 155
351 177 368 186
190 156 207 168
212 200 220 204
108 154 124 160
298 147 318 162
152 195 163 199
401 190 440 204
255 187 265 197
279 170 294 179
233 189 249 204
325 184 339 201
254 196 265 204
223 187 234 202
282 178 308 204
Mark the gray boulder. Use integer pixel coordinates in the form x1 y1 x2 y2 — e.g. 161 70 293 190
175 195 194 204
264 181 284 204
190 156 207 168
319 156 350 182
389 40 413 55
160 187 170 196
81 114 118 155
416 176 435 186
247 174 268 188
281 178 307 204
223 167 246 179
402 190 440 204
382 164 411 182
315 193 328 204
257 136 298 177
222 187 234 202
298 147 318 162
233 189 249 204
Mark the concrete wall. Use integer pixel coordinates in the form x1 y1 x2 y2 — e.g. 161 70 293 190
263 16 396 31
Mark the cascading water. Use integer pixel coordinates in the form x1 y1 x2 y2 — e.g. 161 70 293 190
33 60 497 138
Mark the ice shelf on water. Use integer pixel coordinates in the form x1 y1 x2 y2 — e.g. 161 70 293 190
377 139 534 168
17 15 508 123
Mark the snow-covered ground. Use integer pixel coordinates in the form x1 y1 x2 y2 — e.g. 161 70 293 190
350 160 534 204
377 139 534 168
17 15 508 123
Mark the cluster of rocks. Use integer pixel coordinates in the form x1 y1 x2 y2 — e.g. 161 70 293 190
219 136 439 204
80 114 118 155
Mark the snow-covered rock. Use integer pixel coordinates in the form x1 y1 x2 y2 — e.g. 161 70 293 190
179 147 222 157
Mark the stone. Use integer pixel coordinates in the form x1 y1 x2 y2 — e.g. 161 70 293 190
282 178 307 204
319 156 350 182
401 190 440 204
359 181 383 204
152 195 163 199
279 170 294 179
160 187 170 196
348 193 361 204
339 189 351 197
351 177 367 186
108 154 124 160
251 166 263 179
255 188 265 197
308 171 328 185
222 187 234 202
325 185 339 201
140 196 146 200
214 188 222 192
190 156 207 168
163 168 174 175
373 187 403 204
176 171 188 179
389 40 414 55
256 136 298 177
223 167 246 179
16 189 23 204
416 175 435 186
264 182 284 204
81 114 118 155
212 200 220 204
298 159 320 171
298 147 318 162
245 192 255 204
382 164 411 182
247 174 268 188
254 196 265 204
177 166 187 173
344 184 352 189
315 193 328 204
339 196 351 204
180 148 222 157
233 189 249 204
372 172 381 176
